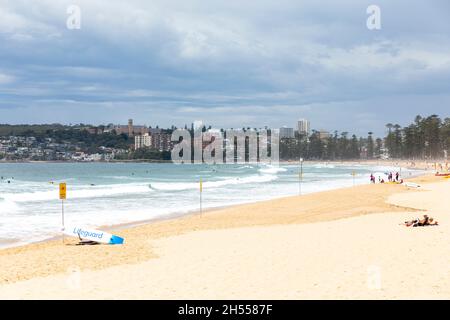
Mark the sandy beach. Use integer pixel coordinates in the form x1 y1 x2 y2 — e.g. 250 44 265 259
0 173 449 299
3 0 450 303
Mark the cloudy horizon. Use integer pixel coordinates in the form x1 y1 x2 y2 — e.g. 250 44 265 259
1 0 449 137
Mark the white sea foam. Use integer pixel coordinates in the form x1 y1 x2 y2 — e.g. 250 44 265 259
236 165 254 170
258 166 288 174
0 162 425 248
0 198 20 215
151 174 278 191
312 163 336 169
1 183 154 203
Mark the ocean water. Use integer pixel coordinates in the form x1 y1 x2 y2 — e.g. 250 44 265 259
0 162 424 247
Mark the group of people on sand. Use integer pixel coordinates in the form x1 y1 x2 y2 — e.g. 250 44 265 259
434 163 449 172
370 172 403 184
402 215 439 227
389 172 400 182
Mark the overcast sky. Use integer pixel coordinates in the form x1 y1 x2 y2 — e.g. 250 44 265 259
0 0 449 136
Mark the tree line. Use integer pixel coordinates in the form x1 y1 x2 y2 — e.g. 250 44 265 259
1 114 448 161
280 114 449 160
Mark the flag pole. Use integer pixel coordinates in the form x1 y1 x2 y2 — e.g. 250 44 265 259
299 158 304 196
200 178 203 217
62 199 65 243
59 183 66 244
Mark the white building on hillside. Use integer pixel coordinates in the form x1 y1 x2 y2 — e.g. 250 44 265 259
135 133 152 150
297 119 310 136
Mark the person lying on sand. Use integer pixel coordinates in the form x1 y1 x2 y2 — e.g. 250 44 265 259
402 215 439 227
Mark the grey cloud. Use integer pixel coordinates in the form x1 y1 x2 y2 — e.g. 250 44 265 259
0 0 449 135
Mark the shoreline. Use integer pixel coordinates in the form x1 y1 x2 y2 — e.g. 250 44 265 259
0 173 448 298
0 165 428 250
0 173 443 285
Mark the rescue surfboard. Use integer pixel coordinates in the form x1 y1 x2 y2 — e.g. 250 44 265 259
63 225 124 245
404 182 420 188
435 173 450 177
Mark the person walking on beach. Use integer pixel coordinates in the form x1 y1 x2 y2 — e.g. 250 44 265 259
395 172 399 182
388 172 393 182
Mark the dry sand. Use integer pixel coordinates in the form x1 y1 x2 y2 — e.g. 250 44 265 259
0 174 448 299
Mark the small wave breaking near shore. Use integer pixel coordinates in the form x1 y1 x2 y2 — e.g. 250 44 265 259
0 162 424 247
